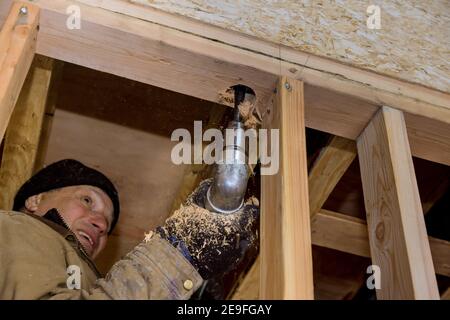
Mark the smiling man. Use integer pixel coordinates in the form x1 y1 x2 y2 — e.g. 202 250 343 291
0 159 259 299
22 184 114 259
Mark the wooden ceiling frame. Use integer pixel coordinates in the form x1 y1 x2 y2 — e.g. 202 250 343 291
1 0 449 166
1 1 449 300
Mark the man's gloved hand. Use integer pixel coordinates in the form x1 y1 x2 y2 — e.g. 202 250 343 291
156 179 259 280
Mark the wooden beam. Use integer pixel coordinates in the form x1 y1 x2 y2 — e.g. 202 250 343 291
0 55 53 210
232 246 368 300
442 287 450 300
0 1 39 142
313 211 450 278
231 256 260 300
232 209 450 299
73 0 450 119
33 59 64 172
308 136 357 217
1 0 448 166
311 209 370 257
357 106 439 299
260 77 313 299
428 237 450 279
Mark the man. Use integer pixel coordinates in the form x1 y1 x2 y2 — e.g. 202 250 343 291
0 159 258 299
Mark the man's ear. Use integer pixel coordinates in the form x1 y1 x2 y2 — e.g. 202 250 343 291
24 194 43 214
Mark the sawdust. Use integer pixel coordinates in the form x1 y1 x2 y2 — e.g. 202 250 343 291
160 179 259 276
218 88 234 106
238 100 261 129
217 88 261 129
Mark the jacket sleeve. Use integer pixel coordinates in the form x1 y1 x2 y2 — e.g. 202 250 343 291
85 234 204 300
0 211 203 300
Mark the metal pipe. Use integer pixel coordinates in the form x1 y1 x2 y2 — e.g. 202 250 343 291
205 84 254 214
206 121 251 214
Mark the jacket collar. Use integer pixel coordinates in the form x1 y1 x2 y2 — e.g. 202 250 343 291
24 209 102 277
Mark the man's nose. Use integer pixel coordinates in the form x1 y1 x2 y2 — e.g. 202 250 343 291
89 213 108 234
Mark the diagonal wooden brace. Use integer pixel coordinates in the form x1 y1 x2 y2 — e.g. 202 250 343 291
0 1 39 142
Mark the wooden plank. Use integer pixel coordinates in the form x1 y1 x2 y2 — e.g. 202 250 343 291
260 77 313 299
74 0 450 115
1 0 448 166
232 246 368 300
313 211 450 278
442 287 450 300
0 1 39 142
429 237 450 279
311 209 370 257
0 55 53 210
233 209 450 299
357 106 439 299
304 85 450 167
308 136 357 217
231 256 260 300
33 59 64 172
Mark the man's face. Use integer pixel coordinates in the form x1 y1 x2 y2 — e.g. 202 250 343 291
25 185 114 259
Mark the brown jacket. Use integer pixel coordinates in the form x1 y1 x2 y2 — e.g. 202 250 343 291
0 210 202 299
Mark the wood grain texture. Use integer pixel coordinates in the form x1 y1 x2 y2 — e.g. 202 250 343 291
34 59 64 172
231 255 260 300
312 211 450 278
125 0 450 94
75 0 450 108
304 84 450 167
232 246 369 300
0 55 52 210
357 106 439 300
311 209 370 258
260 77 313 299
308 136 357 217
429 237 450 279
232 209 450 298
0 1 39 142
442 287 450 300
1 1 448 166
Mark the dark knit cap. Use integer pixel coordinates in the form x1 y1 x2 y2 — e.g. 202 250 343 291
13 159 120 234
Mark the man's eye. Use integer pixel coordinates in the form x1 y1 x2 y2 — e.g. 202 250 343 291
82 196 92 205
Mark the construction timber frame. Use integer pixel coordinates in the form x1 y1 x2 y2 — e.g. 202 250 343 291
0 0 449 300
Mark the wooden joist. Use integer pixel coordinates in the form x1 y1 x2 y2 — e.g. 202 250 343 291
260 77 313 299
0 1 39 142
442 287 450 300
231 256 260 300
0 55 54 210
311 210 450 279
308 135 356 217
357 106 439 299
71 0 450 119
232 208 450 299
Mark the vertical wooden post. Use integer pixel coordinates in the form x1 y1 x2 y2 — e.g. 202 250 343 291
33 60 64 172
0 1 39 142
0 56 54 210
260 77 314 299
357 106 439 299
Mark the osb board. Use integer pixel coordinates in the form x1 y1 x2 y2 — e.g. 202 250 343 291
121 0 449 93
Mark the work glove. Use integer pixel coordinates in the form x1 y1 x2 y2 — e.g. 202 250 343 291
156 179 259 280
